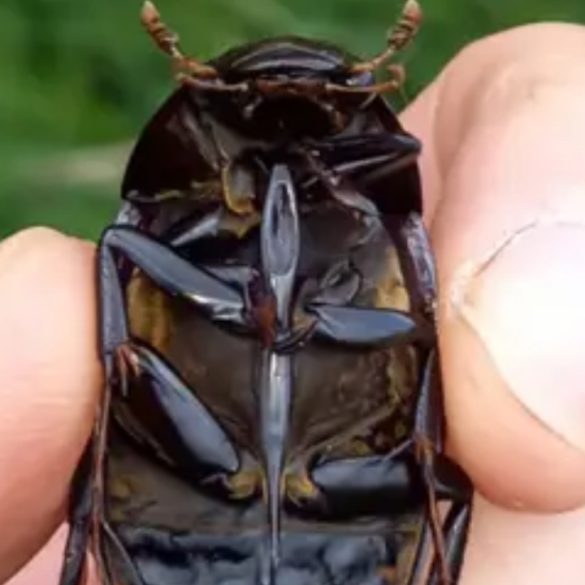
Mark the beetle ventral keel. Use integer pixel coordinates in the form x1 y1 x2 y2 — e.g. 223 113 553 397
59 2 474 585
259 166 300 579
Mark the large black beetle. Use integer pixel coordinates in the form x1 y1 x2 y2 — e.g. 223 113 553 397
59 2 473 584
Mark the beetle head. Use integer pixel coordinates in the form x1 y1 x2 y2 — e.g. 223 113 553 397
140 1 420 134
203 38 379 136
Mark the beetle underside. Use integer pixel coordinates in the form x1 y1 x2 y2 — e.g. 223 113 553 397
58 2 473 585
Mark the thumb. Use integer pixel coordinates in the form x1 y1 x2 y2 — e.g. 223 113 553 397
403 23 585 511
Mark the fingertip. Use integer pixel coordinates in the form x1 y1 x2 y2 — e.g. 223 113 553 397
6 525 99 585
0 227 101 580
439 218 585 510
404 23 585 512
441 305 585 512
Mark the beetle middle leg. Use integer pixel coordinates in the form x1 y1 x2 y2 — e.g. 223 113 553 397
100 226 247 326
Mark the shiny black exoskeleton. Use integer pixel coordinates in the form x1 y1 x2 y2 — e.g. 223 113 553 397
60 2 473 585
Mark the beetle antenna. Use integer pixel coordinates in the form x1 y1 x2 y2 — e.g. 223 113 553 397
140 1 218 79
351 0 422 74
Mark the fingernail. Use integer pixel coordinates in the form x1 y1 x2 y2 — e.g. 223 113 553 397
449 222 585 451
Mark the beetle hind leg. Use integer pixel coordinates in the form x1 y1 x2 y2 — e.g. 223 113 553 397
428 502 472 585
58 446 93 585
412 351 473 585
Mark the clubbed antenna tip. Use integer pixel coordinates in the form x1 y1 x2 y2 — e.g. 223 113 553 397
404 0 423 26
140 1 159 27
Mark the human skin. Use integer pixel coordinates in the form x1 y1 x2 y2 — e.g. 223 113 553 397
2 23 585 585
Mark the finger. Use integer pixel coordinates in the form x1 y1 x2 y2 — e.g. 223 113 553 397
401 24 585 511
459 494 585 585
6 526 99 585
0 228 101 582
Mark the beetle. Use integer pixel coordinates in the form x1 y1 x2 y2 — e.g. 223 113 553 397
59 2 473 584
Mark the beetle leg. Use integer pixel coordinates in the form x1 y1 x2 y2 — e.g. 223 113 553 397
350 0 422 74
305 132 420 171
115 341 240 474
427 502 472 585
413 351 473 585
101 217 244 474
59 391 115 585
100 520 146 585
307 303 433 346
167 207 260 246
58 445 93 585
125 178 224 207
308 440 419 513
302 148 380 216
100 226 246 326
302 133 420 200
394 213 437 319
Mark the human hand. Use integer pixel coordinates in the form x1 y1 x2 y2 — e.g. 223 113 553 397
3 23 585 585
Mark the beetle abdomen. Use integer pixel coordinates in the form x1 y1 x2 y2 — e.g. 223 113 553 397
101 169 432 584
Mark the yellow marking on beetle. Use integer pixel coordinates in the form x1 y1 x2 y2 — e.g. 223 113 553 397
127 273 173 353
228 469 261 500
375 246 410 311
221 164 255 215
284 469 319 505
108 477 133 501
378 566 398 584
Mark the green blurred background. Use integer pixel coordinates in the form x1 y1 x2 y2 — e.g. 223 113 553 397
1 0 583 240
